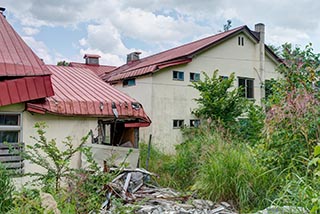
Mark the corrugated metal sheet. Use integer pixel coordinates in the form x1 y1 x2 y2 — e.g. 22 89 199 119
0 76 54 106
103 26 246 82
27 66 151 124
0 13 51 77
69 62 116 76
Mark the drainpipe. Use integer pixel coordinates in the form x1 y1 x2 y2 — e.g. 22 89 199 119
255 23 265 104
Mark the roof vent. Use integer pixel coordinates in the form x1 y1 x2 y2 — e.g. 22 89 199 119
84 54 101 65
127 52 141 63
0 7 6 16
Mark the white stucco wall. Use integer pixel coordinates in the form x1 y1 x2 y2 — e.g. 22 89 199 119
0 104 98 185
114 33 280 153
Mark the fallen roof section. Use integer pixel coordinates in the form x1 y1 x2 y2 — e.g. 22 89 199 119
27 65 151 125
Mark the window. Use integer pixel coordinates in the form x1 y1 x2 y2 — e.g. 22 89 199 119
173 120 184 128
0 113 23 173
238 36 244 46
238 77 254 99
190 119 200 127
123 78 136 87
190 72 200 82
219 75 228 81
0 114 21 143
173 71 184 81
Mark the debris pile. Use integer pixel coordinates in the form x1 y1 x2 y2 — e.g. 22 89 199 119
101 168 237 214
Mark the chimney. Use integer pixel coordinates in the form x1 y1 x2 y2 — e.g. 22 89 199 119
255 23 265 103
84 54 100 65
127 52 141 63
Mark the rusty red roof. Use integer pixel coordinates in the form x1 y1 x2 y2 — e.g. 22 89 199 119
69 62 117 76
0 11 54 107
103 26 248 82
26 65 150 124
0 76 53 106
0 12 51 77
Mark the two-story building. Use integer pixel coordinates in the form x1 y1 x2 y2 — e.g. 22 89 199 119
73 24 282 153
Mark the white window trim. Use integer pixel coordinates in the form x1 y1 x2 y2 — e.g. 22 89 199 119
0 112 23 143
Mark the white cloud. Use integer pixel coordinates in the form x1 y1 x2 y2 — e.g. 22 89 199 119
3 0 320 65
80 48 124 66
22 27 39 36
22 36 53 64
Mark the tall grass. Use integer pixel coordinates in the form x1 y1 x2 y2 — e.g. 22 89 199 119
192 135 273 210
139 126 275 211
0 163 15 213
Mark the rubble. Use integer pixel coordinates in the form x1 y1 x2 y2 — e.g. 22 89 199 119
100 168 237 214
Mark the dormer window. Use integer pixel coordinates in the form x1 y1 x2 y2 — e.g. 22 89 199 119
84 54 101 65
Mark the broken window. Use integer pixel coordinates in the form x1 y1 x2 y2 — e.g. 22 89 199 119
238 77 254 99
173 120 184 128
173 71 184 81
190 72 200 82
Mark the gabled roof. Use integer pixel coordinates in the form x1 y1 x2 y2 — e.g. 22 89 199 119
103 25 281 82
0 11 54 107
69 62 116 76
26 65 151 124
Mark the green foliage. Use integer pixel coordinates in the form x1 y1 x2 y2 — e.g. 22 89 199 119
191 70 248 126
261 44 320 173
57 60 70 66
0 162 15 213
184 126 273 211
8 189 44 214
139 142 175 187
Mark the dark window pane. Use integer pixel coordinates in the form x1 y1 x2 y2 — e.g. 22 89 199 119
0 131 19 143
247 79 254 98
0 114 19 125
238 78 246 97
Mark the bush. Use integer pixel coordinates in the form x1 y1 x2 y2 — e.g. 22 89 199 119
0 162 15 213
189 127 273 211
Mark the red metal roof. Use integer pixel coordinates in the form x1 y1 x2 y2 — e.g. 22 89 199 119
69 62 117 76
0 76 54 106
0 12 54 107
103 26 247 82
26 65 151 124
0 12 51 77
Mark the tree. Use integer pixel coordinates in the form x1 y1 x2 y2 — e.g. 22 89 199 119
57 60 70 66
223 20 232 31
191 70 248 125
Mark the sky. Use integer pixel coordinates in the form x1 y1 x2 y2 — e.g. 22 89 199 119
2 0 320 66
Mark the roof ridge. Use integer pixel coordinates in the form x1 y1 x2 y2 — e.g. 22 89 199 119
131 25 246 63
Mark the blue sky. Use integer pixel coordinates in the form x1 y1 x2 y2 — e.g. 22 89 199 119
2 0 320 66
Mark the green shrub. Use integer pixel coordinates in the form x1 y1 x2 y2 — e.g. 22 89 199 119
0 162 15 213
191 129 273 211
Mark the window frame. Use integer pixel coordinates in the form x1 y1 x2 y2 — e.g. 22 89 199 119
173 70 184 81
173 119 184 129
123 78 136 87
238 77 254 99
190 119 200 128
190 72 200 82
238 36 244 46
0 112 22 144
